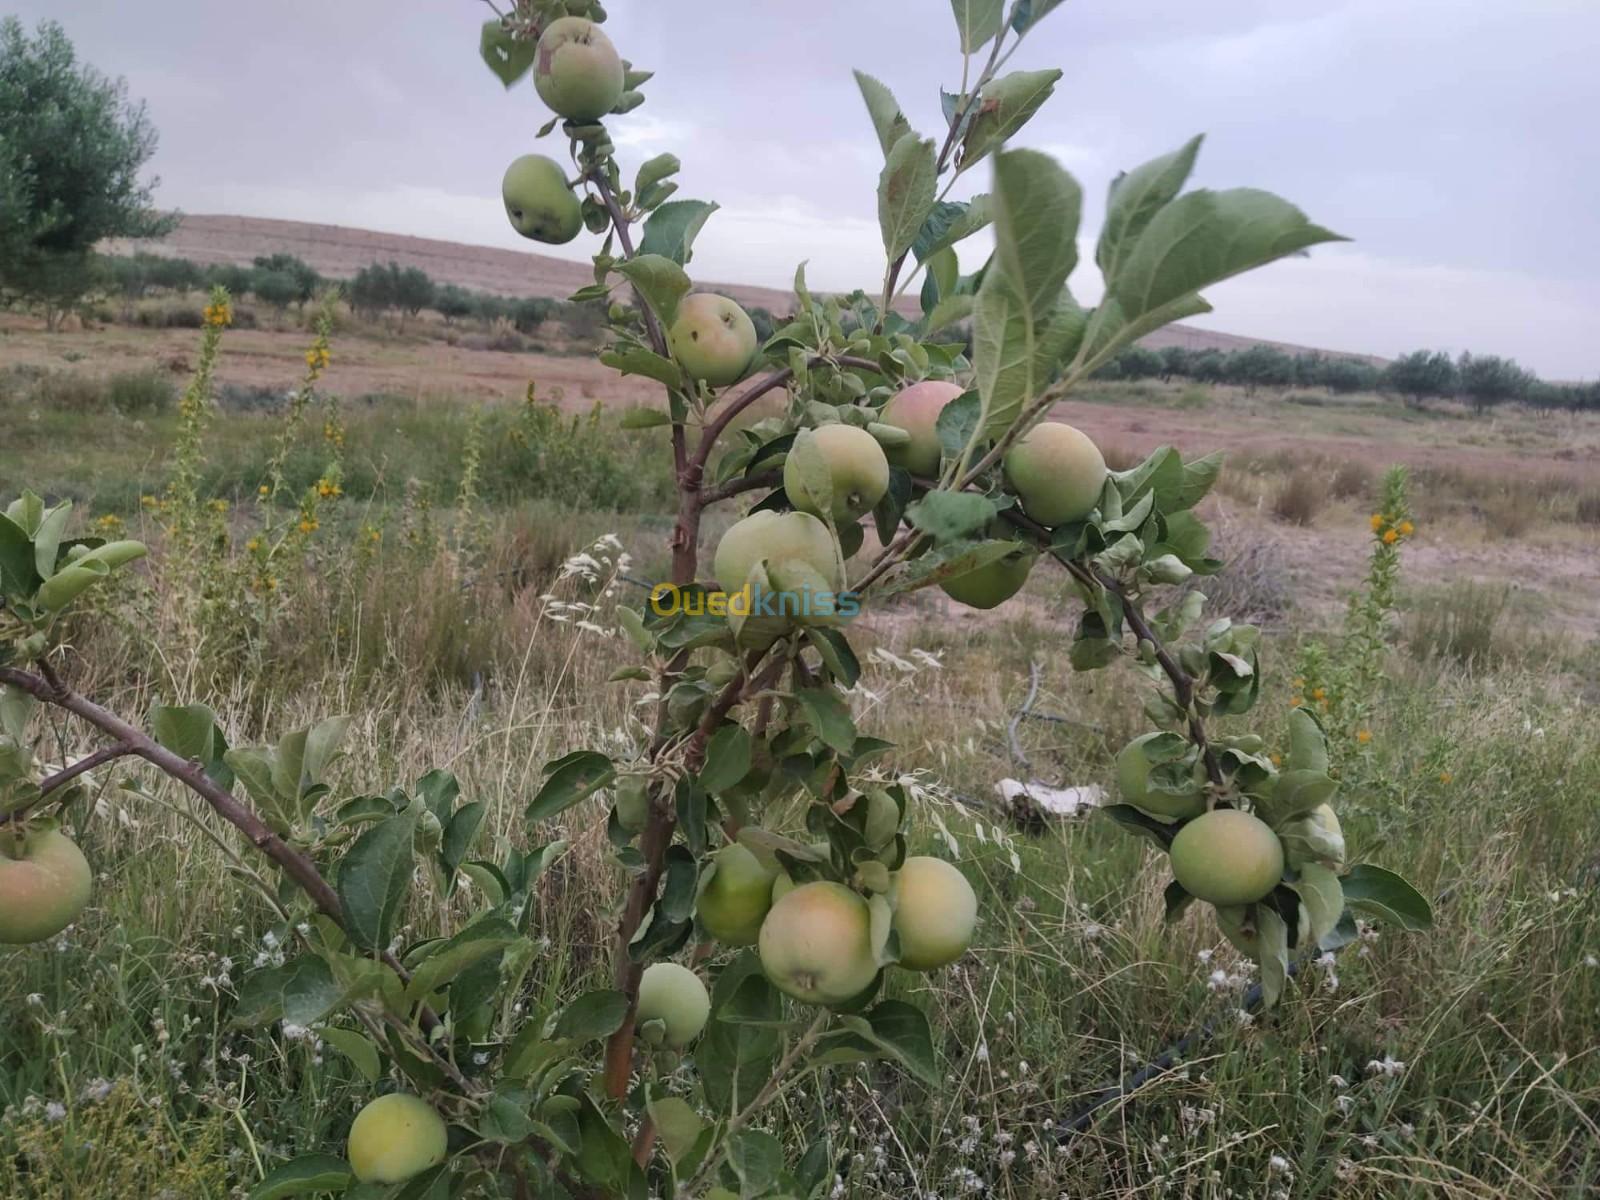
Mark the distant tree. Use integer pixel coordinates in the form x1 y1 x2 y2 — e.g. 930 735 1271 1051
391 265 435 328
1525 381 1569 414
0 19 174 328
348 263 394 320
1157 345 1193 381
207 263 256 297
1292 352 1325 387
434 284 475 324
1383 350 1458 409
1457 352 1533 415
251 268 300 313
1225 345 1296 394
1191 350 1227 384
148 256 203 292
1318 357 1381 395
252 253 320 309
511 296 556 333
1114 346 1163 381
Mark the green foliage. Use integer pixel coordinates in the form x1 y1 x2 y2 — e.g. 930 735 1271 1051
0 19 174 327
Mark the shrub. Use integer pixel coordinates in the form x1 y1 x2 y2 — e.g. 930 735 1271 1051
1575 489 1600 526
1481 487 1540 539
1330 458 1375 500
1407 581 1512 669
105 368 175 415
1271 469 1325 526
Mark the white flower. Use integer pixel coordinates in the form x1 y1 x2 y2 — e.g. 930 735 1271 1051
1366 1054 1406 1078
1269 1154 1292 1175
44 1102 66 1123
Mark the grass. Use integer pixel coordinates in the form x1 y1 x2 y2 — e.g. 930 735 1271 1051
4 339 1600 1198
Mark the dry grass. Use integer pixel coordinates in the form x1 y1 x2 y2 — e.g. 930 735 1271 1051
1271 468 1327 526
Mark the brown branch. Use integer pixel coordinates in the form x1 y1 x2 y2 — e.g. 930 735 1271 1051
39 743 135 796
699 468 781 507
0 663 447 1036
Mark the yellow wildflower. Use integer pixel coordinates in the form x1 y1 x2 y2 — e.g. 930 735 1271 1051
1438 771 1452 784
1398 519 1415 537
1383 528 1399 545
1369 513 1384 531
258 484 270 496
246 538 261 553
202 301 232 328
1356 729 1372 744
1311 687 1326 702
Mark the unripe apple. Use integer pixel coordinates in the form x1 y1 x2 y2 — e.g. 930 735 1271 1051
713 510 841 595
1170 809 1284 907
1115 732 1207 822
636 962 711 1047
697 843 776 946
347 1093 448 1184
770 870 796 904
501 154 583 245
758 881 879 1006
1002 422 1107 527
669 294 759 387
939 542 1036 610
533 17 624 121
0 828 92 944
785 425 891 523
891 856 977 970
879 380 963 477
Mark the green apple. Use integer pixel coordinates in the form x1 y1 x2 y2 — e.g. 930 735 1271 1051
1170 809 1284 907
713 510 841 594
533 17 624 121
636 962 711 1048
758 881 879 1006
501 154 583 245
1115 732 1207 822
347 1093 448 1184
891 857 977 970
1002 422 1107 527
669 294 758 387
785 425 890 523
697 843 776 946
879 380 963 477
0 827 92 944
939 541 1036 609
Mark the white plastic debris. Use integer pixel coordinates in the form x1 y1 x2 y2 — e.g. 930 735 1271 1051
996 778 1105 816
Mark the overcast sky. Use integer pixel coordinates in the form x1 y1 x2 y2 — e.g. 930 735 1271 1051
13 0 1598 378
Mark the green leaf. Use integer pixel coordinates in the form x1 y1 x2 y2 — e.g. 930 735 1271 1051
852 69 912 156
316 1025 381 1083
1341 864 1433 931
479 19 536 88
404 917 519 1006
234 954 380 1029
1257 905 1291 1007
879 134 938 262
914 196 992 262
303 716 351 789
620 407 673 430
613 253 691 327
441 801 486 881
248 1153 353 1200
699 724 753 794
150 703 217 764
639 200 720 265
805 627 860 688
1293 862 1344 946
729 1128 784 1197
0 512 40 597
950 0 1005 52
1110 188 1347 323
1097 135 1204 281
700 952 783 1114
972 274 1084 439
1011 0 1068 31
991 148 1080 321
600 345 684 390
796 688 856 755
635 153 681 197
552 989 630 1041
527 750 616 824
337 807 420 953
959 69 1062 174
935 389 982 462
647 1094 705 1167
923 293 975 334
31 501 71 579
35 561 110 612
226 746 294 832
880 538 1018 599
904 492 1000 544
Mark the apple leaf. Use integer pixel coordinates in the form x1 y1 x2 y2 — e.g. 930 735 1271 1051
620 407 673 430
699 723 753 794
149 703 217 764
403 917 520 1007
639 200 720 265
552 989 630 1042
478 20 536 88
1110 188 1347 325
853 69 913 156
612 253 690 327
915 193 993 261
1097 134 1204 282
336 806 419 953
247 1154 353 1200
729 1129 785 1197
796 687 856 755
1341 864 1433 931
950 0 1006 52
958 68 1063 174
1012 0 1069 32
315 1026 381 1083
648 1094 706 1167
527 750 616 824
1257 905 1291 1007
600 346 684 390
879 133 938 262
991 147 1081 323
905 492 999 543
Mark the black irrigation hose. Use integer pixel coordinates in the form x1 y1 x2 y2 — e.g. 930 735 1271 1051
1056 959 1303 1138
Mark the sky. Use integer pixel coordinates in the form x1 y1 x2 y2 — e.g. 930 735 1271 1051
11 0 1598 378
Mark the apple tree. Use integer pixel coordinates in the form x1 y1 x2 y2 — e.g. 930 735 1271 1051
0 1 1433 1195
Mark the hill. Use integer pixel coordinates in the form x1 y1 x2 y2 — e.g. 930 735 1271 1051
105 214 1381 363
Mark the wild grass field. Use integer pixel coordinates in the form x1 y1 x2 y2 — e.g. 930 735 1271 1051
2 295 1599 1200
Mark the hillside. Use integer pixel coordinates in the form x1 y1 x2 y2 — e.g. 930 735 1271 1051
104 214 1381 363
